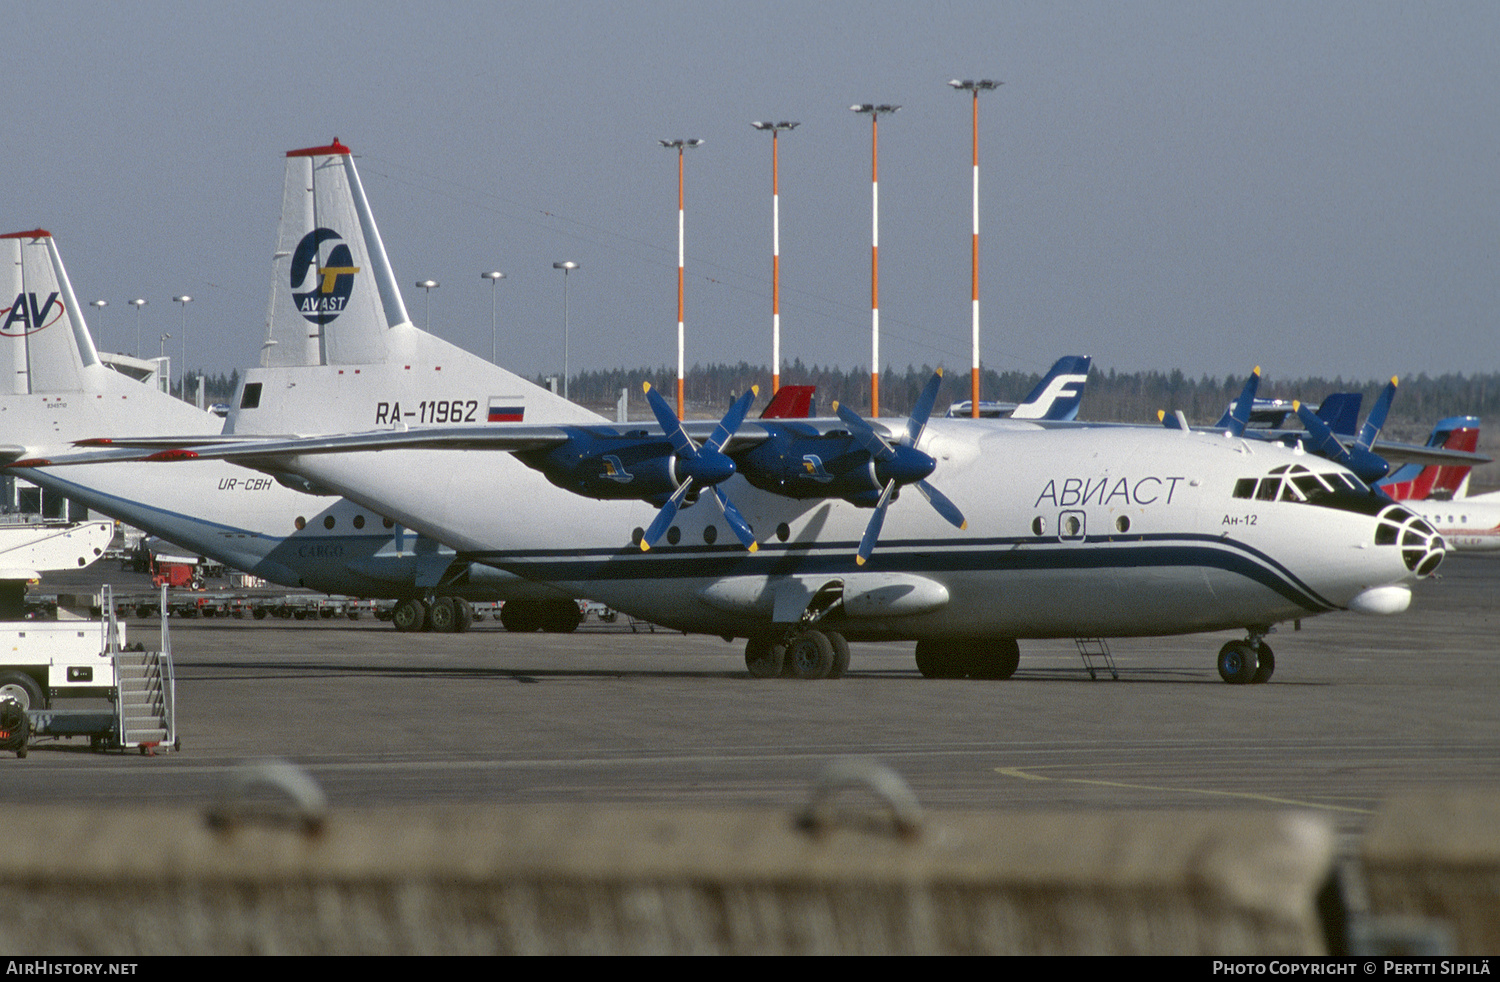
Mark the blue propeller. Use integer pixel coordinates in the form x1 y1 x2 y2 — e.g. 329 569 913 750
1292 376 1397 484
640 383 759 551
835 371 967 565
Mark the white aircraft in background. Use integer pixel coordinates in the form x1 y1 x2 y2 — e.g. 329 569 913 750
27 141 1450 685
1378 416 1500 551
0 217 582 633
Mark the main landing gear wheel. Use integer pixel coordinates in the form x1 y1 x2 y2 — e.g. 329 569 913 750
744 637 784 678
1217 640 1261 685
970 639 1021 680
914 639 1019 680
783 630 836 680
428 598 461 633
392 598 428 633
825 631 851 680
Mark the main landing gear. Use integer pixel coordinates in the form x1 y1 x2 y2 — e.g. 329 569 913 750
1217 632 1275 685
391 597 477 634
914 638 1020 680
744 628 852 681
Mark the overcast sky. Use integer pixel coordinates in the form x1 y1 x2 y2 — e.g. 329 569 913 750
8 1 1498 387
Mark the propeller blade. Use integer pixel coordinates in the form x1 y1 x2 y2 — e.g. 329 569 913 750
916 480 967 529
705 386 758 453
1294 400 1390 483
836 401 896 460
1356 376 1398 452
856 481 897 566
641 480 693 551
905 369 944 445
1293 401 1351 464
711 486 758 551
643 382 697 460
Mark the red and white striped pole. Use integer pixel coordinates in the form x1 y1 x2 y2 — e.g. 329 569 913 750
949 79 1000 418
851 104 899 417
752 121 799 394
660 138 703 418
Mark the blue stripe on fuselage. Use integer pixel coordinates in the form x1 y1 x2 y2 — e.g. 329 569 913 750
465 533 1340 613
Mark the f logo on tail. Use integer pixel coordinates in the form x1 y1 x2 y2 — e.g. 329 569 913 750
1010 373 1089 421
0 292 64 336
291 228 361 325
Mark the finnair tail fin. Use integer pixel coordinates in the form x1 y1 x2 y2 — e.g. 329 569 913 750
233 140 599 435
1379 416 1481 501
0 229 99 395
1009 356 1092 421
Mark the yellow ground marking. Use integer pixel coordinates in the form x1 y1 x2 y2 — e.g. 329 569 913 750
994 766 1375 815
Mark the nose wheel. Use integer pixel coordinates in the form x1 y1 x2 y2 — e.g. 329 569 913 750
1217 635 1275 684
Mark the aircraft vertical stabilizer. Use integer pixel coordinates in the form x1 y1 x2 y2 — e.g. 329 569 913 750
263 140 410 369
0 230 99 396
234 140 600 436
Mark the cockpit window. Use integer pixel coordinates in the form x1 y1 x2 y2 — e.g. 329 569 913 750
1231 463 1380 515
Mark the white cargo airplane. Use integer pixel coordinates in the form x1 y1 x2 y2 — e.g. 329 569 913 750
0 220 582 632
26 157 1451 686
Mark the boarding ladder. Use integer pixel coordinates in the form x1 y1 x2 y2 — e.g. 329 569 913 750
111 585 177 752
1073 638 1119 680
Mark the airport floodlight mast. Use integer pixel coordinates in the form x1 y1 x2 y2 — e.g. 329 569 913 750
128 298 147 357
415 280 439 333
552 261 579 400
751 121 799 395
172 295 192 395
89 300 107 352
659 137 703 418
851 103 900 416
482 270 505 364
949 78 1001 418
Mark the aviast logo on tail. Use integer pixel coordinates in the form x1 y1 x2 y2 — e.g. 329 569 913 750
0 292 64 336
291 228 360 324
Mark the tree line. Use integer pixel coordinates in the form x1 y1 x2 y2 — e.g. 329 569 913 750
560 361 1496 434
192 361 1495 435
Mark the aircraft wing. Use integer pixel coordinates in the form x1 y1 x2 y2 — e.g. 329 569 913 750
12 418 846 469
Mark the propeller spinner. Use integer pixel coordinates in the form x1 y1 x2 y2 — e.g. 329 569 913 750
834 371 967 565
639 383 759 552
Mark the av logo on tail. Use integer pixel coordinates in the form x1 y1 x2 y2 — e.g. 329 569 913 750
291 228 360 324
0 292 64 336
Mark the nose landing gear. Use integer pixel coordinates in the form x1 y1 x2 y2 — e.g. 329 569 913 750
1218 631 1274 685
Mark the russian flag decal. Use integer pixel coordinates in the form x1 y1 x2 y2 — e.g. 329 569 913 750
488 398 524 422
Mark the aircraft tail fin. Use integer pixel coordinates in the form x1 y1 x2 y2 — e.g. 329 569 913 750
1008 355 1092 421
1314 392 1364 439
232 140 601 435
1379 416 1481 501
262 140 410 368
760 385 816 419
0 229 99 395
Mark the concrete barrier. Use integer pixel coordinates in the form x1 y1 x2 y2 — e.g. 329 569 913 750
1362 791 1500 955
0 801 1336 955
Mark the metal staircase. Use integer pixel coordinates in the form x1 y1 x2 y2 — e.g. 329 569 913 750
1073 637 1119 680
110 585 177 752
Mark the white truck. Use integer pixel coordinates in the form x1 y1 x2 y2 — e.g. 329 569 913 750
0 520 118 711
0 519 176 755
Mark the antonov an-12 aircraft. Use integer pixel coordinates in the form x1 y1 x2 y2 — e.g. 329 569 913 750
27 141 1450 685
